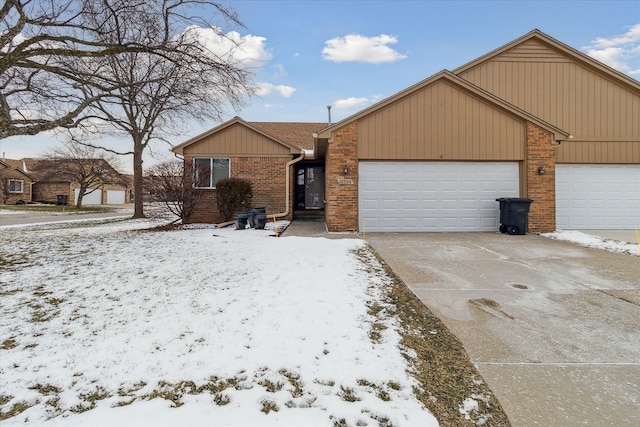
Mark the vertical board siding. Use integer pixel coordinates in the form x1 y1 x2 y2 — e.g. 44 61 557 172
458 39 640 164
358 80 525 161
183 123 291 156
557 141 640 163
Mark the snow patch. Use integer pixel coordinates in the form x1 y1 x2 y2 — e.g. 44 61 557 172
542 230 639 256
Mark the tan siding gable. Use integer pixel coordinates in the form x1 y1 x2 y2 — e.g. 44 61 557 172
460 58 640 142
494 39 569 62
183 123 292 157
458 36 640 164
358 80 526 160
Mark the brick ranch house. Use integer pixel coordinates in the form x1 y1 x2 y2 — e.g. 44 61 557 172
173 29 640 233
0 159 35 204
7 158 131 205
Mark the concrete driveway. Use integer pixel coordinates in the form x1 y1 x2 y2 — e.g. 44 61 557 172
366 233 639 427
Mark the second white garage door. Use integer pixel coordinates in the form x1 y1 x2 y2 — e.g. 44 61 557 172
556 164 640 229
359 162 519 232
106 190 126 205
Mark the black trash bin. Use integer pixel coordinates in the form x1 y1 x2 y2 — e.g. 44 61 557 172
56 195 68 205
496 198 533 235
234 212 249 230
253 213 267 230
246 207 266 228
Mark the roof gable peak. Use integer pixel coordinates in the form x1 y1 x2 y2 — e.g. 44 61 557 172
454 29 640 92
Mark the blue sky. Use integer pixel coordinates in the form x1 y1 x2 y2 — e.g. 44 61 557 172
3 0 639 170
231 0 639 124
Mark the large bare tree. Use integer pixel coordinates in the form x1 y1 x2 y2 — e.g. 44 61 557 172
2 0 255 218
67 1 254 218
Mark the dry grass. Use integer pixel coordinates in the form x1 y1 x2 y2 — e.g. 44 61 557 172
359 247 512 427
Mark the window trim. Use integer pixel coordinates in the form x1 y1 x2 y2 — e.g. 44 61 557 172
8 179 24 193
192 157 230 189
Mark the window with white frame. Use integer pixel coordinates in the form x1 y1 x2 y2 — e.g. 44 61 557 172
193 158 230 188
8 179 24 193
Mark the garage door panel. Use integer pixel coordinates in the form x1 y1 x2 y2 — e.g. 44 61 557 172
556 164 639 229
359 161 519 232
74 188 102 205
106 190 126 205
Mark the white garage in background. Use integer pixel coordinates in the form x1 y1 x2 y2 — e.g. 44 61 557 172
74 188 102 205
556 164 640 229
106 190 126 205
359 162 520 232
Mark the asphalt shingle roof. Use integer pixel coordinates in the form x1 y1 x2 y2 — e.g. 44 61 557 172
249 122 327 151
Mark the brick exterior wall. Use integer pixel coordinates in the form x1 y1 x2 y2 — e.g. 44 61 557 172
525 122 556 233
1 170 32 204
325 122 359 232
32 182 72 204
185 156 294 224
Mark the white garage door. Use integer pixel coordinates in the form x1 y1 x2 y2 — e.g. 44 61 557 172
74 188 102 205
359 162 519 232
556 164 640 229
106 190 126 205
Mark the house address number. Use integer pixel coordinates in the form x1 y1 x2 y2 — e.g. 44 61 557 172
337 178 354 185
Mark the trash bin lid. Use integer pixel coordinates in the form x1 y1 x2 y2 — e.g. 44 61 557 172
496 197 533 203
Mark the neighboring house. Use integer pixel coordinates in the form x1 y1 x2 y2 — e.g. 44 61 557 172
173 29 640 232
0 159 35 205
17 158 131 205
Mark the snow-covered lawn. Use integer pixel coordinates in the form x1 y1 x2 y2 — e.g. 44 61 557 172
0 218 438 426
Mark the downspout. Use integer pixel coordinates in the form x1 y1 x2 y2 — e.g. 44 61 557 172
272 150 305 219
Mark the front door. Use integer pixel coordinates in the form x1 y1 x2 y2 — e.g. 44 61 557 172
296 166 325 209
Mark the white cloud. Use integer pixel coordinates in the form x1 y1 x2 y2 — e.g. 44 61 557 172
255 82 296 98
584 24 640 76
184 26 272 69
333 97 370 109
322 34 407 64
272 64 288 79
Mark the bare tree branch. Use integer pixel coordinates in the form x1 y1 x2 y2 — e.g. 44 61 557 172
2 0 246 139
145 159 203 222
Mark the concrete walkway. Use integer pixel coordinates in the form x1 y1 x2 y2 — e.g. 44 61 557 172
283 219 359 239
365 232 640 427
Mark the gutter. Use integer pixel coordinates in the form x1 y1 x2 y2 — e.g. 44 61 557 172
271 150 305 219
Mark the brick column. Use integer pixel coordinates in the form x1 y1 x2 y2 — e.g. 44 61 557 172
526 122 556 232
326 122 359 232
